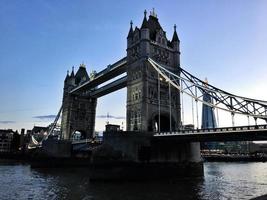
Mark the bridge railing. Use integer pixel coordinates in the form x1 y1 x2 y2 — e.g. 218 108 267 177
71 138 102 145
155 124 267 136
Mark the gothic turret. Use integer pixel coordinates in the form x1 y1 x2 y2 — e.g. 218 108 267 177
172 24 179 42
127 21 134 47
127 20 134 39
140 10 150 57
141 10 149 29
171 24 180 67
70 66 75 77
64 70 70 83
75 63 89 85
68 66 75 86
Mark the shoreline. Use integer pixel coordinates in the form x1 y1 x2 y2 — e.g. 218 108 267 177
2 152 267 164
202 154 267 162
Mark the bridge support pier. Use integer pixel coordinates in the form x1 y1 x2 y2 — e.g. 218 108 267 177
90 131 203 180
150 140 201 163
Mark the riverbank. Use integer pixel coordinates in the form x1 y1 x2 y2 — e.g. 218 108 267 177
0 152 26 160
2 152 267 164
251 194 267 200
202 154 267 162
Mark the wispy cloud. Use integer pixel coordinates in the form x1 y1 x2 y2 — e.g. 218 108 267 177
33 115 56 120
0 121 16 124
97 115 125 119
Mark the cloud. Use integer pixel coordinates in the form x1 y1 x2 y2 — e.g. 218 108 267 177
0 121 16 124
33 115 56 120
97 115 125 119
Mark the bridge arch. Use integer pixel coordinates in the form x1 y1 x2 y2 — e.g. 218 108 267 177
71 130 87 141
148 112 177 132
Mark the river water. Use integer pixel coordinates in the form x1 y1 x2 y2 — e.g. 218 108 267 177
0 162 266 200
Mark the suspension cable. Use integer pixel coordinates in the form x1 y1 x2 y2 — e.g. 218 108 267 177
192 97 195 128
169 74 172 133
147 58 267 120
247 116 250 126
195 86 199 129
231 112 235 127
216 107 219 127
254 117 258 126
48 105 63 136
181 81 184 128
158 72 161 133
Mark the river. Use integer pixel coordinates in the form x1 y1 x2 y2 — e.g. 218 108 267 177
0 162 266 200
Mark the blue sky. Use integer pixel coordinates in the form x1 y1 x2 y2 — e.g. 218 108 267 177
0 0 267 131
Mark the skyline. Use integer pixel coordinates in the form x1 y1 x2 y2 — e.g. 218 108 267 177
1 1 267 131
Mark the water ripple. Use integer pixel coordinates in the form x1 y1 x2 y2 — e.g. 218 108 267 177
0 162 267 199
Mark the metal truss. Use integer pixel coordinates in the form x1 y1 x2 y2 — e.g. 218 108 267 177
47 105 62 136
148 57 267 121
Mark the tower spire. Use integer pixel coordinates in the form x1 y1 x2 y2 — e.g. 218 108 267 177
150 8 157 18
64 70 70 82
141 10 148 29
70 66 75 77
80 62 86 68
172 24 179 42
127 20 134 38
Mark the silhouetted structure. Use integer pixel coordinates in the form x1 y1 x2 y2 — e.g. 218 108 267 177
201 91 217 129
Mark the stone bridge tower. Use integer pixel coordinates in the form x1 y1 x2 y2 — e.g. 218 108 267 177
126 10 181 132
61 65 97 139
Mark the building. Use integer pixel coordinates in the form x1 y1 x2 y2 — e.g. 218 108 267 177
201 85 251 153
201 89 217 129
201 86 218 150
105 124 121 132
0 129 14 153
249 142 267 154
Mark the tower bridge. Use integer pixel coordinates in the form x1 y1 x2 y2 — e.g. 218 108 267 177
61 10 182 140
39 10 267 177
58 9 267 141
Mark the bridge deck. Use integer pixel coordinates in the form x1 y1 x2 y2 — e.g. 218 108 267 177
154 125 267 142
70 125 267 145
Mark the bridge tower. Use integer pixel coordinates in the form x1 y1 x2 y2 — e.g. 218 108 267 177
61 65 97 139
126 10 181 132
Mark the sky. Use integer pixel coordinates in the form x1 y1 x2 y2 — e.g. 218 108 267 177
0 0 267 132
